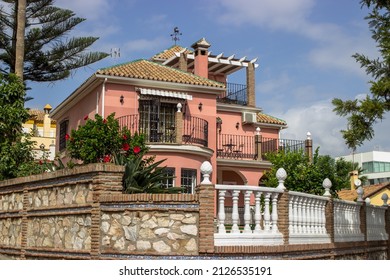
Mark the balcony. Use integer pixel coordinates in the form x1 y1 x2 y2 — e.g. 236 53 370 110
217 134 306 160
117 114 208 148
217 83 247 106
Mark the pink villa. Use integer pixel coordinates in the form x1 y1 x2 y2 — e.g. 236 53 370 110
51 38 309 191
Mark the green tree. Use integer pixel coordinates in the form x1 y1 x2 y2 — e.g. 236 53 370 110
0 0 108 82
0 73 39 180
261 149 366 197
332 0 390 151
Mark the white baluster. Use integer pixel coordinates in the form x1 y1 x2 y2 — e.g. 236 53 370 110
231 190 240 234
254 191 262 233
301 196 308 234
297 196 303 233
218 190 226 234
243 190 252 233
293 196 299 234
271 193 279 233
263 192 271 231
307 198 314 234
320 200 327 234
288 196 294 234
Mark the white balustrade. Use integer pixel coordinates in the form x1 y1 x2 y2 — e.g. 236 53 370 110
366 205 388 241
333 200 364 242
288 191 331 244
214 184 284 246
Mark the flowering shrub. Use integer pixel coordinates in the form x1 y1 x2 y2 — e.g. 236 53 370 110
66 113 145 164
65 113 178 194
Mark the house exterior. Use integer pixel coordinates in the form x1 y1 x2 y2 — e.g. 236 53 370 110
23 104 56 161
338 182 390 206
336 151 390 186
51 38 307 190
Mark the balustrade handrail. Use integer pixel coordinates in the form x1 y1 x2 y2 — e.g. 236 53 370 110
215 184 284 193
333 198 363 206
289 191 330 201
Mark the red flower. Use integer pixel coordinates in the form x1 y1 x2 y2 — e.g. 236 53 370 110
103 155 111 163
103 119 107 124
39 160 43 165
65 134 70 140
84 115 89 120
122 143 130 151
123 134 127 140
133 146 141 154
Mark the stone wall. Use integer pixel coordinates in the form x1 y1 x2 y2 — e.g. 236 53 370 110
0 164 388 260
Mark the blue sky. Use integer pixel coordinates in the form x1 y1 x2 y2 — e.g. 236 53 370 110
25 0 390 157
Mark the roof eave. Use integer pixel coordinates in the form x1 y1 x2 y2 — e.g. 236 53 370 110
95 74 225 94
50 74 101 120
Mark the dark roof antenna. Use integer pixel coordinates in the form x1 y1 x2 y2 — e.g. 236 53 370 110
171 27 182 45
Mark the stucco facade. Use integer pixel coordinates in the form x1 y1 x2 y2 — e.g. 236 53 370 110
51 38 304 190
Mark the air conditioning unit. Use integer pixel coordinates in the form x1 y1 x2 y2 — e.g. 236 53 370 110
242 112 257 124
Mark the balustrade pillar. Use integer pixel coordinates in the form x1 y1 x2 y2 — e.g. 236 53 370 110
218 190 226 234
254 191 262 233
231 190 240 234
264 192 271 231
271 193 279 233
243 191 252 233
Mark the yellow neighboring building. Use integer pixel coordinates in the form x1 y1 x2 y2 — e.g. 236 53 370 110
338 182 390 206
23 104 56 161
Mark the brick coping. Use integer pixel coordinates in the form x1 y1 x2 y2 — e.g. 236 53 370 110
0 163 125 188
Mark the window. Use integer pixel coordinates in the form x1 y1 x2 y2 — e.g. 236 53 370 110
181 169 197 194
363 161 390 173
139 99 176 143
161 168 175 189
59 120 69 151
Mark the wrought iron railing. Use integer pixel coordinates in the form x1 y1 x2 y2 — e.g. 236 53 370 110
217 83 247 105
217 134 306 160
117 114 208 147
263 137 305 154
217 134 256 159
117 114 139 135
183 116 208 147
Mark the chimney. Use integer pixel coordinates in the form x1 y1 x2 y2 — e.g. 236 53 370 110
43 104 52 137
349 170 359 190
191 38 210 79
178 50 188 72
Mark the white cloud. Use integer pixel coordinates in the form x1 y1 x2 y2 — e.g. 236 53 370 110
275 100 350 157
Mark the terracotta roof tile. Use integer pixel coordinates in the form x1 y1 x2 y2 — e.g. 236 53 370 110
97 59 225 88
152 45 192 61
257 113 287 126
337 182 390 201
28 109 56 124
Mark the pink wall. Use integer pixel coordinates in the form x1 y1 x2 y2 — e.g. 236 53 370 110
104 83 139 118
153 152 210 187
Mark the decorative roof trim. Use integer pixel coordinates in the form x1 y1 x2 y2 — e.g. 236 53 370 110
137 88 193 100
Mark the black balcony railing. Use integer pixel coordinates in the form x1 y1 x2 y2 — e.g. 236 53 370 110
217 134 306 160
117 114 208 147
262 137 305 155
217 134 256 159
217 83 247 106
183 116 208 147
117 114 139 135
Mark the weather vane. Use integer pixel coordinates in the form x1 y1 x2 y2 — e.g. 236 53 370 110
170 27 182 45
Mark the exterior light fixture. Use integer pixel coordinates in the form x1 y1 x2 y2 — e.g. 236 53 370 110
120 95 124 104
236 122 240 129
40 143 45 150
198 102 203 111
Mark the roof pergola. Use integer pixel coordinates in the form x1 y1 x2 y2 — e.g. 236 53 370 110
162 49 259 76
